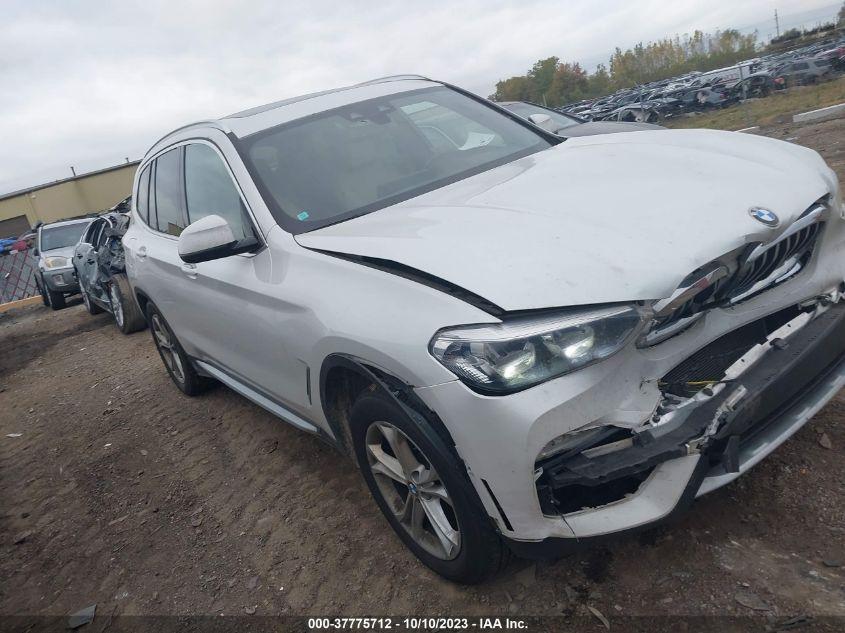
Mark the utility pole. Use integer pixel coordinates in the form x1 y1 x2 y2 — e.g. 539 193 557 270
774 9 780 37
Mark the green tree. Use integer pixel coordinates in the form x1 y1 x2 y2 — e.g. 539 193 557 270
491 27 758 107
489 75 531 102
547 62 589 104
586 64 612 98
526 57 559 104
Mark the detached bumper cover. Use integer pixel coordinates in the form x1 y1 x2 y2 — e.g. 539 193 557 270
509 302 845 557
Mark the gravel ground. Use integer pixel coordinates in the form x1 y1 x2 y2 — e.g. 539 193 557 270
1 117 844 630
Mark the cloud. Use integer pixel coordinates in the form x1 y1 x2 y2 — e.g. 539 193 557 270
0 0 837 193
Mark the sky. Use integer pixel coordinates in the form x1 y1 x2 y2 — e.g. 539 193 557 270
0 0 839 195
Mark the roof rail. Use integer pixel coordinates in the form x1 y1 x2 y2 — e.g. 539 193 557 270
224 75 436 120
144 120 229 160
353 74 433 87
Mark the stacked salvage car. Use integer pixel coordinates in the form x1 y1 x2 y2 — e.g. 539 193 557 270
553 37 844 123
72 197 146 334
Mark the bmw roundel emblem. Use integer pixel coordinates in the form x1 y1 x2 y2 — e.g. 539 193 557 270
749 207 780 227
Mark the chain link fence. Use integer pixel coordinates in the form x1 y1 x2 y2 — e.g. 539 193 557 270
0 250 39 304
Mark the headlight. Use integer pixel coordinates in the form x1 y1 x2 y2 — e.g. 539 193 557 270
429 305 643 394
43 256 70 269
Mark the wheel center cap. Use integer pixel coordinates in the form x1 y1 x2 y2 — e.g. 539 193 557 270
408 482 418 495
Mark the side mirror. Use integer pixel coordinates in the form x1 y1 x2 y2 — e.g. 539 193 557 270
32 248 39 257
178 215 240 264
527 113 556 132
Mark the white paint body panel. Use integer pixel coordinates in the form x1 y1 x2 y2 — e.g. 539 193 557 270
298 128 834 311
122 77 845 544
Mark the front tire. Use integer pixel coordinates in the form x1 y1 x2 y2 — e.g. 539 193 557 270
36 276 48 307
46 286 66 310
81 284 104 315
350 391 508 583
146 302 214 396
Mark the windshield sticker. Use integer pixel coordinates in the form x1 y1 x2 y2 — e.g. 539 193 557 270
297 211 310 221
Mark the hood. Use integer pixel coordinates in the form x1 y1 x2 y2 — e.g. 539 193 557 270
559 121 663 137
296 129 832 312
41 246 76 261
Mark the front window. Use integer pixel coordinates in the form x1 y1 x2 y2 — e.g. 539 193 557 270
240 86 552 232
40 223 88 251
184 143 254 241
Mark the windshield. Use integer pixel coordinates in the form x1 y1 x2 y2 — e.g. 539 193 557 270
239 86 552 233
40 222 88 251
501 102 581 132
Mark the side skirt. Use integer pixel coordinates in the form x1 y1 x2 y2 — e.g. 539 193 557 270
194 360 319 433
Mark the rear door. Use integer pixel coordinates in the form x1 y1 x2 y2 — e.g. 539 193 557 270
129 147 190 342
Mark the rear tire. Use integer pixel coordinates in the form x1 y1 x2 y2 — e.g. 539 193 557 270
146 302 214 396
350 390 508 583
109 274 145 334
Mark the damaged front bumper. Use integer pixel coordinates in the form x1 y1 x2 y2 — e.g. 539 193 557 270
510 299 845 557
415 291 845 554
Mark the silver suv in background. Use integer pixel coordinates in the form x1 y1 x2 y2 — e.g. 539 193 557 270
33 217 92 310
124 76 845 583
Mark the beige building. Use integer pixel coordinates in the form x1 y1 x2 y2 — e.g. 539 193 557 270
0 161 139 237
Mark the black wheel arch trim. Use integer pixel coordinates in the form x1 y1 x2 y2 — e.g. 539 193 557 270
319 354 450 450
319 353 494 520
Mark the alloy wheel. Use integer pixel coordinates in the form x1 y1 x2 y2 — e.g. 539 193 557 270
151 313 185 384
110 284 124 328
365 421 461 560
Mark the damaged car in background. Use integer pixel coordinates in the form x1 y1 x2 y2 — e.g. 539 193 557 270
73 205 146 334
497 101 662 136
124 75 845 583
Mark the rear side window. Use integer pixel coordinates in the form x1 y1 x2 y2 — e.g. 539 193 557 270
184 144 253 241
136 165 151 225
153 148 186 236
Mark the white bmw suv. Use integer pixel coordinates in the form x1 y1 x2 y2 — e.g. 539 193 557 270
123 75 845 583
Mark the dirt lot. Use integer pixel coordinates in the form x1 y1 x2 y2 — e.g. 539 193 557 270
2 117 845 629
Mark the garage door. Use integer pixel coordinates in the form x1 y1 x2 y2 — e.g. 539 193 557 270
0 215 31 238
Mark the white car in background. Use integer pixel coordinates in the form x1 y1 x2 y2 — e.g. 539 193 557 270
33 217 93 309
123 75 845 583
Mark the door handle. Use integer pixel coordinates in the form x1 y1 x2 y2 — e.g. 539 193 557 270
181 263 198 279
137 246 147 258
